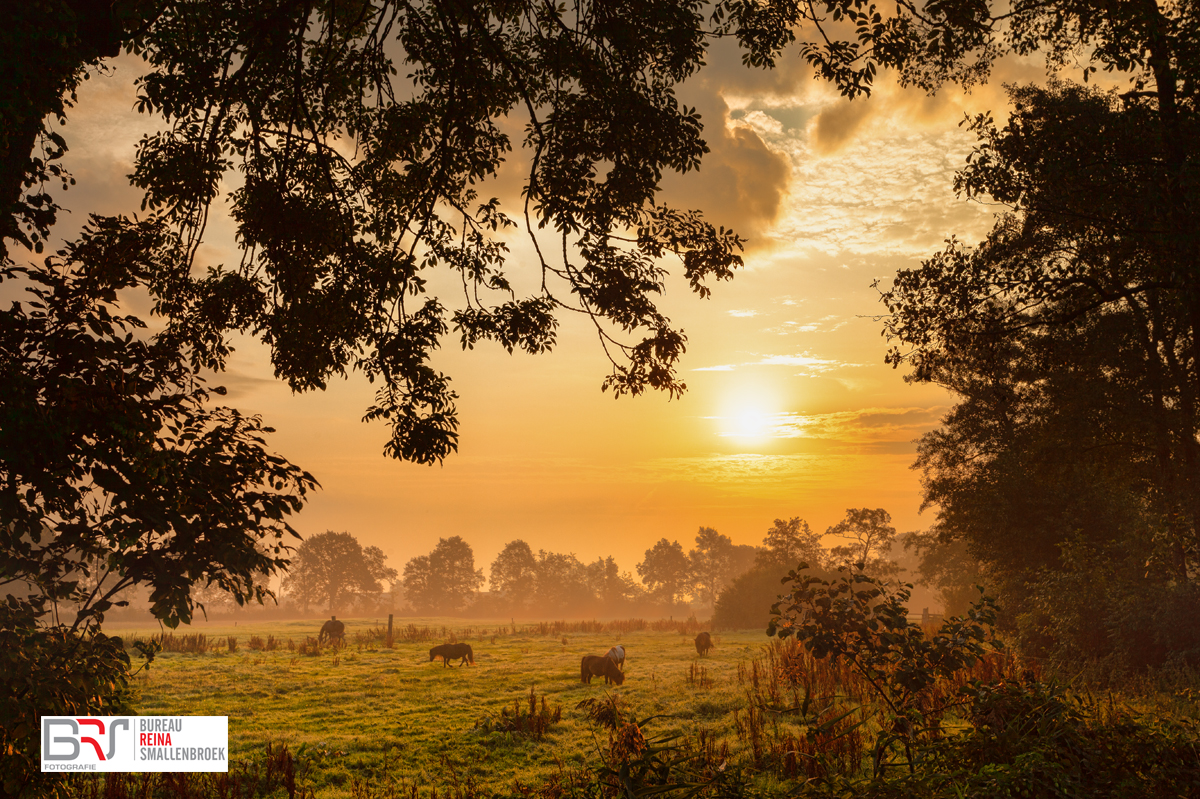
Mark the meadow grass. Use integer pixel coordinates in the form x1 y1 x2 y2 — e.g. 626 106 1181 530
71 615 1200 799
103 617 789 798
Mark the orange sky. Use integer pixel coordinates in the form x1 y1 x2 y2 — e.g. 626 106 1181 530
50 43 1055 586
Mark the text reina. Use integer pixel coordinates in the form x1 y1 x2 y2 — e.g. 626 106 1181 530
138 718 183 746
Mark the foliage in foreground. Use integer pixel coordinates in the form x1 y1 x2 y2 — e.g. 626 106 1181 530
1 241 312 798
757 567 1200 798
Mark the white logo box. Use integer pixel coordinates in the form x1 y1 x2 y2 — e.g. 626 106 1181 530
41 716 228 772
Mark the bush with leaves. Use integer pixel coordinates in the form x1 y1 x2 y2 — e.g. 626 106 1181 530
766 566 1200 799
768 564 1001 774
825 679 1200 799
0 618 133 798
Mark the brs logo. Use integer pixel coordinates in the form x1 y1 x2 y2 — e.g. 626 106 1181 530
43 718 130 761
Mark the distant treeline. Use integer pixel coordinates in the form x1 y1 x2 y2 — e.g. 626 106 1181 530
102 509 939 629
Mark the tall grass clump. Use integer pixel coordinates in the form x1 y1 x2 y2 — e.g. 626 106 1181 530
126 633 208 654
474 687 562 739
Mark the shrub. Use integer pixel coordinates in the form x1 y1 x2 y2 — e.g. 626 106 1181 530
0 616 136 798
844 680 1200 799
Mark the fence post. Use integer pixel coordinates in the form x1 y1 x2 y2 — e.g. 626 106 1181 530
387 614 394 647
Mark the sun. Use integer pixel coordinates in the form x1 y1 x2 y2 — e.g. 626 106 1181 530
712 379 788 442
716 396 783 441
727 407 773 439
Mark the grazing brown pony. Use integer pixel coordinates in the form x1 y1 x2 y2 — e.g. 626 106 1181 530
319 619 345 644
429 643 474 667
605 645 625 670
581 655 625 685
694 631 713 655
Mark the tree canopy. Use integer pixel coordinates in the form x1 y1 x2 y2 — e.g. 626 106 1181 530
871 2 1200 662
284 530 396 612
826 507 898 577
489 539 539 611
402 535 485 614
636 537 690 606
12 0 1186 467
756 516 825 571
688 526 739 607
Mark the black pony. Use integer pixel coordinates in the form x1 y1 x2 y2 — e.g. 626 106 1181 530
429 642 474 667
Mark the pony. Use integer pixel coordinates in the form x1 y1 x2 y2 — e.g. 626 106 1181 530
605 644 626 671
429 642 474 667
318 619 345 644
581 655 625 685
694 631 713 655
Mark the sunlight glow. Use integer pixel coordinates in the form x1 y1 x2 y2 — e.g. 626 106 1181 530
715 388 790 440
728 408 773 439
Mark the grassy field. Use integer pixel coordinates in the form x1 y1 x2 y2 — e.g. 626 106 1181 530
59 614 1200 799
99 617 798 798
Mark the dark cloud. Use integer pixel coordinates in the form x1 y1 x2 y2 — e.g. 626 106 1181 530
811 98 875 153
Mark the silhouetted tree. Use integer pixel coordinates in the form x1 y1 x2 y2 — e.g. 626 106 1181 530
881 79 1200 662
285 531 397 612
403 536 484 614
756 517 825 570
9 0 1198 790
826 509 899 579
0 241 315 798
637 538 690 606
530 550 592 609
688 527 739 608
586 556 646 608
903 533 985 617
489 539 539 611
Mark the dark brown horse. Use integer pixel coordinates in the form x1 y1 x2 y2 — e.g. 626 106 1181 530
319 619 345 644
581 655 625 685
429 643 474 667
694 631 713 655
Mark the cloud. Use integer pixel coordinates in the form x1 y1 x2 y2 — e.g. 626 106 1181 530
762 316 846 335
727 309 759 318
812 97 876 153
659 118 790 247
763 321 818 334
691 351 861 374
200 368 277 402
753 353 848 371
698 406 946 457
771 407 945 443
681 51 1057 261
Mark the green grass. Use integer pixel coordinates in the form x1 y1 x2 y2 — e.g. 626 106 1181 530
106 618 788 798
